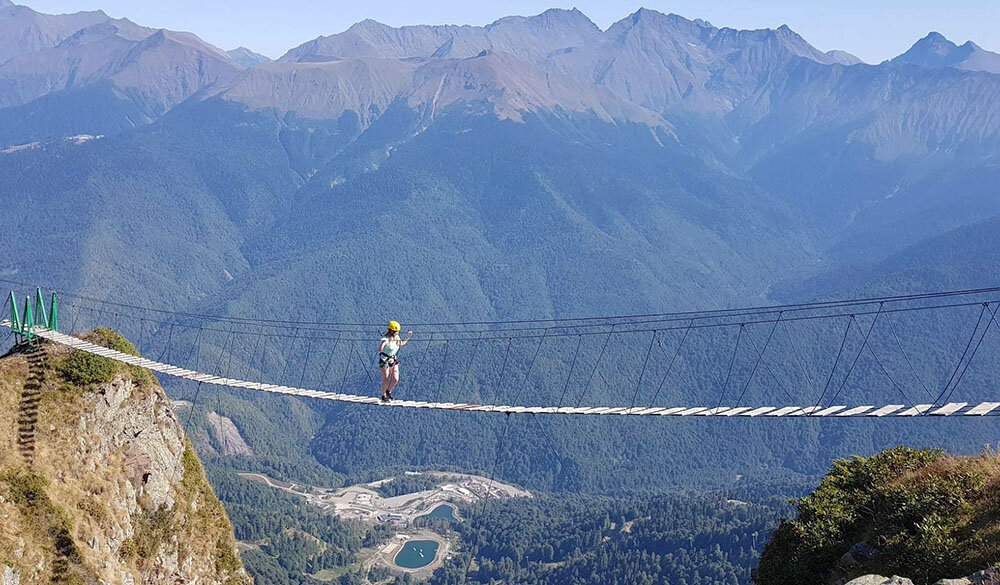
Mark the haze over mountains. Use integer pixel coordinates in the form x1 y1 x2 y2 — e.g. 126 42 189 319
2 0 1000 497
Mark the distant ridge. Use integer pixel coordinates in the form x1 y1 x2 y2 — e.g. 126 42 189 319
894 31 1000 74
279 8 602 64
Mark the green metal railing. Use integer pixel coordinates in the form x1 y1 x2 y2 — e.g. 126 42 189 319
9 288 57 346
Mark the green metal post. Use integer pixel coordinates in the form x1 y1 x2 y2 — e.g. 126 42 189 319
22 295 34 346
35 288 48 330
9 291 19 332
49 292 58 331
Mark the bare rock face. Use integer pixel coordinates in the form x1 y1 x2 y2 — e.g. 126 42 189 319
933 567 1000 585
843 569 1000 585
2 565 20 585
83 375 185 509
206 412 252 456
844 577 915 585
0 343 251 585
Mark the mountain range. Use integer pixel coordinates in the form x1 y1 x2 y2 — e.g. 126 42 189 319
3 0 1000 505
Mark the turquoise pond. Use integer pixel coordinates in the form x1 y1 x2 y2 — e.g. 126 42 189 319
394 540 440 569
420 504 456 521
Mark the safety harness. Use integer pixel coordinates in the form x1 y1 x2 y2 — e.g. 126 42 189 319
378 351 399 369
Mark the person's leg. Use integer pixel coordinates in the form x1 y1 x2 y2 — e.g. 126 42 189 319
387 365 400 396
380 366 390 399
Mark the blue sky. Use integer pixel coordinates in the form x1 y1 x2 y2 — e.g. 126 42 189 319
19 0 1000 62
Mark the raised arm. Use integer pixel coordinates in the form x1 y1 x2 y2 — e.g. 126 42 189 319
399 331 414 347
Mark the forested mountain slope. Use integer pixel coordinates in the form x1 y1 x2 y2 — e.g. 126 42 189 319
2 2 1000 496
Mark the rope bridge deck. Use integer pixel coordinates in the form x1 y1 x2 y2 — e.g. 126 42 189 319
4 320 998 418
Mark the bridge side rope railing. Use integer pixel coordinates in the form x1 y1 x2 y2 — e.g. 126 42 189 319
3 320 999 418
4 275 1000 335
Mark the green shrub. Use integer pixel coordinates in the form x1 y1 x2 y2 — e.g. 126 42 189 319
57 328 155 387
120 504 174 561
215 535 242 573
57 350 116 386
757 447 994 585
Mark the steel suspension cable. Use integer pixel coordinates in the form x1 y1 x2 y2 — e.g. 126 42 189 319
6 275 998 331
930 303 988 408
827 306 885 407
883 312 933 399
555 335 583 412
68 303 80 335
238 329 264 388
940 303 999 406
352 341 375 387
410 333 435 388
436 341 450 401
242 328 265 380
648 319 693 407
277 329 301 386
629 330 657 412
493 337 514 403
509 330 549 407
734 314 782 408
855 318 910 404
42 295 1000 344
715 325 745 409
577 326 615 408
298 337 313 389
340 338 353 390
157 323 175 363
317 333 341 388
814 318 853 408
457 334 483 402
740 323 795 402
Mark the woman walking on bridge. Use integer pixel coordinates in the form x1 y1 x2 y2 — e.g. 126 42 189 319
378 321 412 402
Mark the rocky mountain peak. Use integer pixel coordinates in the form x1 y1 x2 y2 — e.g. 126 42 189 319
826 48 864 65
227 46 271 67
894 31 1000 73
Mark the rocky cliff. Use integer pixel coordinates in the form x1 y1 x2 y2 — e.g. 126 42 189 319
0 329 250 585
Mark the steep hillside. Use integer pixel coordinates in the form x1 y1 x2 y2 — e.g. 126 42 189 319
0 332 250 585
756 447 1000 585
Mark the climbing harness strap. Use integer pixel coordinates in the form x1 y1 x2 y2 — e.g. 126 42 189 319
378 351 400 369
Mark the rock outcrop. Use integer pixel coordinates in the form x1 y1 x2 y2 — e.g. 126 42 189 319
0 331 251 585
844 568 1000 585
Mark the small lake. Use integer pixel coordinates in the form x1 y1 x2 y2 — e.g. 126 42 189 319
394 540 440 569
420 504 456 522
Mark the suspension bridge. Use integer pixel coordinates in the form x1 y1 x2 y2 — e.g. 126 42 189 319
3 282 1000 418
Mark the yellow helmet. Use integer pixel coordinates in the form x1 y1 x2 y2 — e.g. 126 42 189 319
387 320 401 333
